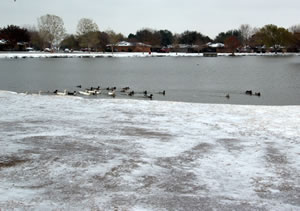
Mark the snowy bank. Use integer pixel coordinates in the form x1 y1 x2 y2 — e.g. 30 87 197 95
0 52 299 59
0 91 299 210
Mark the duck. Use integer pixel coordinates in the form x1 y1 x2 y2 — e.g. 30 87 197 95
86 90 97 95
76 85 82 88
128 91 135 96
145 94 153 100
108 90 116 97
54 89 67 96
254 92 261 97
90 86 100 91
121 87 130 92
84 87 101 95
106 87 116 91
67 91 77 96
79 90 92 96
158 90 166 95
245 90 253 95
225 94 230 99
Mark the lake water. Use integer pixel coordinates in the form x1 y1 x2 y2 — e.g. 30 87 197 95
0 55 300 105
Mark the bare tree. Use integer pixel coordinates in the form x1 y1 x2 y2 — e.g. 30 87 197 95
76 18 100 51
106 30 124 53
76 18 99 36
251 27 260 34
78 31 100 51
98 31 109 52
289 24 300 33
239 24 253 45
37 14 66 49
24 25 45 50
172 34 180 55
195 39 205 54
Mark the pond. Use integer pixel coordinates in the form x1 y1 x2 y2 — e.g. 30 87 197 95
0 55 300 105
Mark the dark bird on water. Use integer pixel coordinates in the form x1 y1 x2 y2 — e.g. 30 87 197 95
255 92 261 97
145 94 153 100
106 87 116 91
128 91 135 96
245 90 253 95
68 91 77 96
121 87 130 92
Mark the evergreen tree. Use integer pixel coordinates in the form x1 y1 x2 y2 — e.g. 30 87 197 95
0 25 30 50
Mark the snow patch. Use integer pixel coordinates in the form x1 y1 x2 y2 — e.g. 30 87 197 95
0 52 299 59
0 92 299 210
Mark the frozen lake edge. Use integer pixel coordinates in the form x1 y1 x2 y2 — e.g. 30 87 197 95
0 52 300 59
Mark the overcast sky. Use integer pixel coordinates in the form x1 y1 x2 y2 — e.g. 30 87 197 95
0 0 299 38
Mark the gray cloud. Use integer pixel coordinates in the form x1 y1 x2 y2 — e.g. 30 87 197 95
0 0 299 38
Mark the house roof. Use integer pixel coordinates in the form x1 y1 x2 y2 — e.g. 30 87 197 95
17 42 29 46
0 39 7 45
107 41 151 47
207 42 224 48
167 44 200 49
116 41 132 47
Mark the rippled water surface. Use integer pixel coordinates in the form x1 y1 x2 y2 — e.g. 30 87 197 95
0 56 300 105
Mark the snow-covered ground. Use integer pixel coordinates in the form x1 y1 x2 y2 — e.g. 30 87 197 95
0 91 299 210
0 52 299 59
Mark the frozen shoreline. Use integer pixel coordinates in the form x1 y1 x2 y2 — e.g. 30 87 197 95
0 51 299 59
0 91 299 210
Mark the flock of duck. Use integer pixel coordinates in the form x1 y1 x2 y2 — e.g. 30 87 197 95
245 90 261 96
225 90 261 99
52 85 166 100
27 86 261 101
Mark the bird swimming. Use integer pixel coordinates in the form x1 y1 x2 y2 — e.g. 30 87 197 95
121 87 130 92
54 89 67 96
67 91 77 96
145 94 153 100
128 91 135 96
79 90 93 96
245 90 253 95
108 90 116 97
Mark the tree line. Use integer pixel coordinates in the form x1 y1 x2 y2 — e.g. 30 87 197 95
0 14 300 52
